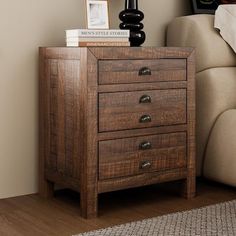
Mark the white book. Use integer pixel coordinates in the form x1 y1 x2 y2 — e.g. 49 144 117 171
66 29 130 38
66 37 129 43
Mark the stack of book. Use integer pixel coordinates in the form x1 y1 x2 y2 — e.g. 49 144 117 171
66 29 130 47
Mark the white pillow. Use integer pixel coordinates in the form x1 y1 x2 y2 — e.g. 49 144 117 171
215 5 236 53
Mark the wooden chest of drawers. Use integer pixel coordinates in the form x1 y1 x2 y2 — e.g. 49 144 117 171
39 47 196 219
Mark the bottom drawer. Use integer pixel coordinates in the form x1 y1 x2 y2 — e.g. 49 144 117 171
99 132 187 180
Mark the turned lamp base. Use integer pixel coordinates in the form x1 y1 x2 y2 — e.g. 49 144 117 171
119 1 146 47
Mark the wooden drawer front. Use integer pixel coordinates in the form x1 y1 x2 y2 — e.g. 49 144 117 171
99 89 186 132
99 59 186 85
99 132 187 180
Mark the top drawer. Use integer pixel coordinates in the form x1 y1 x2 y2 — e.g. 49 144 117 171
99 59 186 85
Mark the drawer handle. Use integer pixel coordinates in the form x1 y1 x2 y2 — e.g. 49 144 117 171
139 95 152 104
139 67 152 76
139 115 152 123
139 141 152 150
140 161 152 170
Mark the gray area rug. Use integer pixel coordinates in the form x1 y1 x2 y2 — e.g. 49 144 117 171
75 200 236 236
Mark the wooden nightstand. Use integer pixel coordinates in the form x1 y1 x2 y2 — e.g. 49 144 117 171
39 47 196 219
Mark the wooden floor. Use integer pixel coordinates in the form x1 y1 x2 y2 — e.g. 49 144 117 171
0 179 236 236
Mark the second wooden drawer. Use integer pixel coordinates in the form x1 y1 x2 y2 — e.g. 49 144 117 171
99 89 187 132
99 132 187 180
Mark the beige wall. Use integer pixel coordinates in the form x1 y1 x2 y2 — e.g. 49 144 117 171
0 0 190 199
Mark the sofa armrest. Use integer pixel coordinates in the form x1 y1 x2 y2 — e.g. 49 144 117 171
167 15 236 72
204 109 236 186
196 67 236 175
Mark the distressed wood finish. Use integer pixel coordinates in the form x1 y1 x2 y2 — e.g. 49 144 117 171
39 47 86 209
39 47 196 219
183 50 196 199
98 81 187 93
98 168 188 193
79 50 99 218
99 132 187 180
98 124 188 141
99 59 186 85
99 89 187 132
89 47 193 59
39 51 82 186
39 48 54 198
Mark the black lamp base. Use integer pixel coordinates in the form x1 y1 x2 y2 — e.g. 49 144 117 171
119 6 145 47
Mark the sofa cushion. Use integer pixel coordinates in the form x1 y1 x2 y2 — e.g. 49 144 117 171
204 109 236 186
196 67 236 175
167 15 236 72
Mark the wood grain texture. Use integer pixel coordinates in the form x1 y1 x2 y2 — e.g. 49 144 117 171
99 132 187 180
89 47 193 60
99 59 186 85
39 48 84 202
98 168 188 193
39 47 196 218
99 89 187 132
183 50 196 199
98 124 188 141
79 50 99 219
39 48 54 198
49 60 81 177
98 81 187 93
99 59 186 72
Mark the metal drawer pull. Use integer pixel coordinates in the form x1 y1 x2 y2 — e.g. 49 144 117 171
139 67 152 76
139 95 151 104
139 141 152 150
139 115 152 123
140 161 152 170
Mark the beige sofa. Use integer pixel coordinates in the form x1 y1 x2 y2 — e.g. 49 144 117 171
167 14 236 186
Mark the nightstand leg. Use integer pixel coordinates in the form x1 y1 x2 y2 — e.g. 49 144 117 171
182 174 196 199
80 189 98 219
39 178 54 198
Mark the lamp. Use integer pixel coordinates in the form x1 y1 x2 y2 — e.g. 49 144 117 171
119 0 146 46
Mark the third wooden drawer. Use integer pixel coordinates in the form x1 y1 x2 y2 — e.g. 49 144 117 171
99 132 187 180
